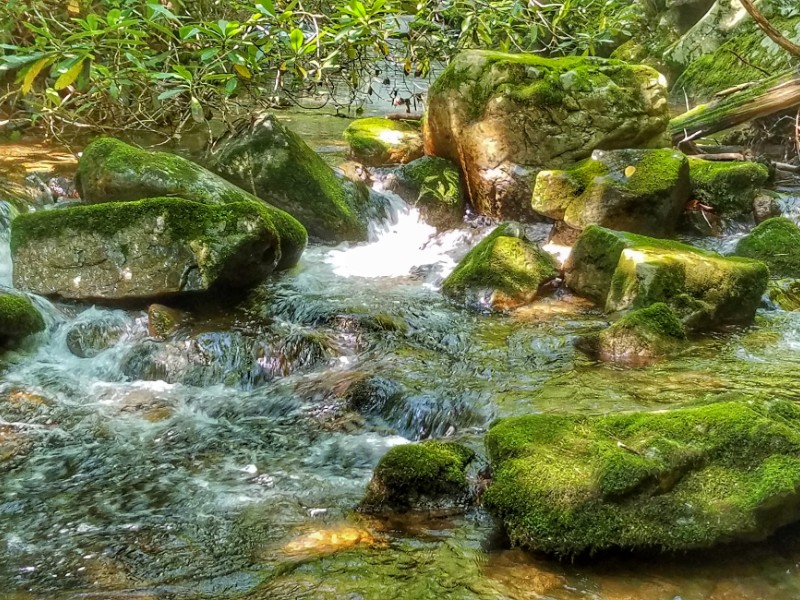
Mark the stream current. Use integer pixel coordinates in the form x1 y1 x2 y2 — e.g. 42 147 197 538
3 128 800 599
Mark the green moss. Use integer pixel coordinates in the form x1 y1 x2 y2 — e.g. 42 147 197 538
484 399 800 555
0 291 45 341
768 278 800 311
76 137 308 266
442 224 558 307
343 117 423 166
612 302 686 338
673 12 800 100
688 158 770 218
11 197 286 282
395 156 465 228
211 117 370 242
360 440 475 511
736 217 800 278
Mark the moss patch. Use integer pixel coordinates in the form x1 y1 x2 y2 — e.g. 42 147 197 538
768 278 800 311
0 291 45 342
392 156 465 228
688 158 770 218
442 224 558 309
343 117 423 166
736 217 800 278
484 399 800 555
360 440 475 512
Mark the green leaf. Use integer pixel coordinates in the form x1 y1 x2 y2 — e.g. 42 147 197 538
157 88 185 100
190 96 205 123
256 0 275 16
21 56 52 95
54 57 86 91
289 28 304 52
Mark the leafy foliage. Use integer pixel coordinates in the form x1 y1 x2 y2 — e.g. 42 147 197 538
0 0 638 136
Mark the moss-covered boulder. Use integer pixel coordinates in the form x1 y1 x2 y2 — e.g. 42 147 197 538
688 158 770 218
359 440 475 513
484 399 800 555
208 115 377 242
425 50 670 221
532 149 689 242
583 303 686 365
387 156 465 229
736 217 800 278
343 117 424 166
147 304 183 337
75 137 307 266
442 223 558 311
0 289 44 345
12 198 288 302
565 225 768 328
768 279 800 311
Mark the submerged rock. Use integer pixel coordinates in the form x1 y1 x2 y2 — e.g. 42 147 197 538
360 440 475 513
387 156 465 229
688 158 770 219
582 303 686 365
12 198 288 301
75 137 307 268
736 217 800 278
0 288 44 345
442 223 558 311
208 115 376 242
768 279 800 311
147 304 183 338
532 149 689 242
565 225 768 328
425 50 669 220
484 399 800 555
65 315 127 358
343 117 424 166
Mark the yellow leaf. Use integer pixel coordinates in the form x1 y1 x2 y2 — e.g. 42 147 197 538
54 58 85 91
624 166 636 177
67 0 80 14
21 57 52 95
233 64 251 79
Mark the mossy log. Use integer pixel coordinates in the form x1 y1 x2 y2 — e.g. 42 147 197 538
669 71 800 145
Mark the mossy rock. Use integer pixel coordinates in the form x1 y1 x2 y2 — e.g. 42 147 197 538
736 217 800 278
343 117 424 166
565 225 768 328
76 137 307 268
768 279 800 311
425 50 670 221
12 197 287 302
0 289 44 345
360 440 475 513
442 223 558 311
147 304 183 337
584 303 686 365
484 399 800 555
208 115 378 242
672 9 800 100
688 158 770 219
532 149 689 241
388 156 466 229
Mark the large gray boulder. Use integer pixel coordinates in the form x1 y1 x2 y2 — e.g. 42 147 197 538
11 197 289 301
424 50 670 221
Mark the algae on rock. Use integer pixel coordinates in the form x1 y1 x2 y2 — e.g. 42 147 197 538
343 117 424 166
565 225 768 328
442 223 558 311
360 440 475 513
532 149 689 242
484 399 800 555
208 115 377 242
388 156 466 229
424 50 670 221
736 217 800 278
0 288 45 345
688 158 770 218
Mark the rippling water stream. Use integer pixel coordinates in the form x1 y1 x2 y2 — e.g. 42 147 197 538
3 128 800 600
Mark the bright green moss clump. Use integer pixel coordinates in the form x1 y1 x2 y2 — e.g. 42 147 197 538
0 290 44 343
360 440 475 512
484 399 800 555
343 117 423 166
442 224 558 310
391 156 465 229
688 158 770 218
768 279 800 311
736 217 800 278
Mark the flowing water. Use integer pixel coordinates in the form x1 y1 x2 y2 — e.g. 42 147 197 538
4 128 800 600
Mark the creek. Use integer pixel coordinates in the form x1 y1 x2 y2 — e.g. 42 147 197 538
3 116 800 600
